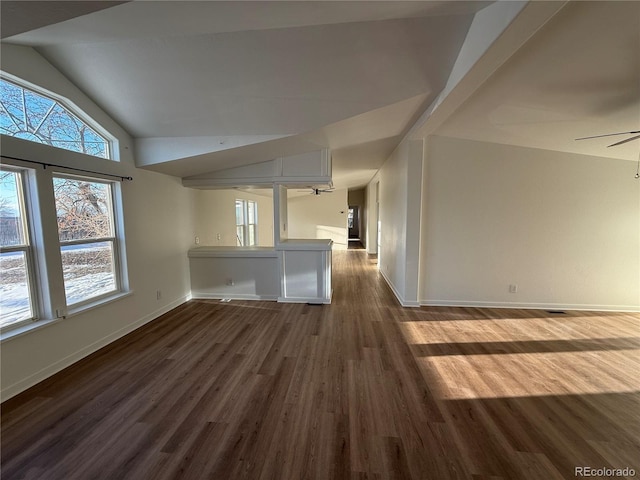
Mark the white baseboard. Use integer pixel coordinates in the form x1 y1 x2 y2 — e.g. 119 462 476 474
191 292 278 301
277 296 331 304
420 299 640 312
378 269 420 307
376 274 638 312
1 295 189 402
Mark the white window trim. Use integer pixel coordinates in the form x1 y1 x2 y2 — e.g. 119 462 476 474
236 199 258 247
0 72 129 336
53 172 123 309
1 290 134 343
0 160 130 334
0 165 39 331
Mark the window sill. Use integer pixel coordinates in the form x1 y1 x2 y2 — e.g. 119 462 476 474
66 290 132 318
0 317 62 343
0 290 133 343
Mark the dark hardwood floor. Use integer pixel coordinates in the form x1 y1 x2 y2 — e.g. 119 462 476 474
2 250 639 479
347 240 364 249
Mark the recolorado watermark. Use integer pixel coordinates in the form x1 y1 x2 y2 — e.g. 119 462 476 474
575 466 636 477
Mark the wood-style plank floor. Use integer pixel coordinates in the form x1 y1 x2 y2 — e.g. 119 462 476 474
2 250 639 479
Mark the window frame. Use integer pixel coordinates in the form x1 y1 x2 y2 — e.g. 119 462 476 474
0 73 129 337
53 172 122 309
235 199 258 247
0 165 39 331
0 73 116 161
235 199 245 246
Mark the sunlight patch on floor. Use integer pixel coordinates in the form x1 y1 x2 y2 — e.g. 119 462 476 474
420 349 640 399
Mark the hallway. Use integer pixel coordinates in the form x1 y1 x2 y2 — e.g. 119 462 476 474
2 249 639 479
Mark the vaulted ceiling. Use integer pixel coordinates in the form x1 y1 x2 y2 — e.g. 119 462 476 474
2 1 639 188
2 1 486 186
435 0 640 163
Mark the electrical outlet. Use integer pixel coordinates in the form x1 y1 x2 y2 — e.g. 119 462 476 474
509 284 518 293
226 278 234 286
217 233 221 240
195 236 200 245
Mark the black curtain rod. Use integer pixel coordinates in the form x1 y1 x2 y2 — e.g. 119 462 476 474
1 155 133 181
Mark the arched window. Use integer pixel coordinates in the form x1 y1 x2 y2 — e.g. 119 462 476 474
0 77 110 159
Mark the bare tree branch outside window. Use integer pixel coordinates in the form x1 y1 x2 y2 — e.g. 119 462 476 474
53 176 117 304
0 78 109 158
53 178 112 241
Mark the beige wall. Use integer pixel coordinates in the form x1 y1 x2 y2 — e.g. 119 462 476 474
288 188 348 249
420 135 640 310
1 45 196 399
194 189 274 247
365 139 422 305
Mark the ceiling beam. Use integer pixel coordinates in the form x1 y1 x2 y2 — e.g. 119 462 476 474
408 0 569 140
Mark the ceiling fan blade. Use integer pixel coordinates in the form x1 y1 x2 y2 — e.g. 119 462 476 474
576 130 640 140
607 134 640 147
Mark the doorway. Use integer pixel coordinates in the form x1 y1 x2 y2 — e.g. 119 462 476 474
348 206 360 239
348 206 363 249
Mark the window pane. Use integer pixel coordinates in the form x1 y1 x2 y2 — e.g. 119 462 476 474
235 200 244 225
23 89 56 131
0 80 25 136
0 251 33 328
247 201 255 224
236 226 244 246
61 241 116 305
42 104 108 158
248 225 256 246
0 170 27 246
54 177 113 241
0 78 109 159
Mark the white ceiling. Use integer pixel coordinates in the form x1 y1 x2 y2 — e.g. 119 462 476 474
435 1 640 162
0 1 128 39
2 1 639 188
2 1 484 188
35 18 457 138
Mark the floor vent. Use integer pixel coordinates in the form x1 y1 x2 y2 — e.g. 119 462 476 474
546 310 566 314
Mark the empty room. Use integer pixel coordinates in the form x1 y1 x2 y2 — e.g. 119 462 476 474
1 1 639 479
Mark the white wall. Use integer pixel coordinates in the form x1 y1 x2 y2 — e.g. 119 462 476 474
287 188 348 249
375 145 408 299
366 180 379 255
366 140 422 306
194 189 274 247
420 136 640 310
190 254 280 300
0 44 196 399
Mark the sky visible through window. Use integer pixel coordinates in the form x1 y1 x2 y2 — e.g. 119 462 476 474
0 78 109 158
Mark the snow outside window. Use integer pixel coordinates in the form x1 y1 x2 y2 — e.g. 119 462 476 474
0 167 36 329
